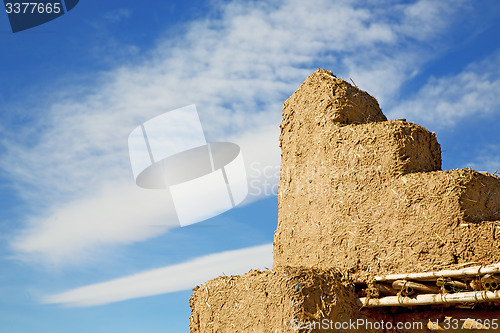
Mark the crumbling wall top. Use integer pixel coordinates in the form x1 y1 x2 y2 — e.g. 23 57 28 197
280 69 387 148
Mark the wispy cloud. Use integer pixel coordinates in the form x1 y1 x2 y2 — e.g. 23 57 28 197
388 52 500 129
1 0 469 265
10 182 178 265
43 243 272 307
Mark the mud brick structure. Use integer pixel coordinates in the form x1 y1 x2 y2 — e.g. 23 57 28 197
275 69 500 280
189 267 366 332
190 69 500 332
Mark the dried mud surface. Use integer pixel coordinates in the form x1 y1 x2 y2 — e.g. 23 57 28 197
189 267 364 333
190 266 500 332
274 69 500 280
190 69 500 332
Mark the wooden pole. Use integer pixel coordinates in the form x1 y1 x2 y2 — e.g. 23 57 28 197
392 280 440 294
373 283 398 295
357 290 500 308
372 263 500 283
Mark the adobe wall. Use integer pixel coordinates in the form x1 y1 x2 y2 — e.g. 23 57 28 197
189 267 377 333
274 69 500 280
189 266 500 332
190 69 500 332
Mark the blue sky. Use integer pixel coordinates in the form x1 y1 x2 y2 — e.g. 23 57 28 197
1 0 500 332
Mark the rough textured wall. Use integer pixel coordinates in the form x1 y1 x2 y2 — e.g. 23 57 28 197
190 69 500 332
189 267 372 333
189 266 500 332
274 69 500 279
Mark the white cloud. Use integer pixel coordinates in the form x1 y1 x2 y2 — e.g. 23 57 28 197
388 52 500 129
10 182 178 265
399 0 467 41
43 243 273 307
1 0 468 265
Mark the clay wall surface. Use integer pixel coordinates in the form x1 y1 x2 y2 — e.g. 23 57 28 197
189 267 500 332
190 69 500 332
274 69 500 279
189 267 362 333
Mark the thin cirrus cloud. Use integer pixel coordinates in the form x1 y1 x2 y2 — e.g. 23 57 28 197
10 182 178 265
1 0 470 266
43 243 273 307
387 51 500 130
